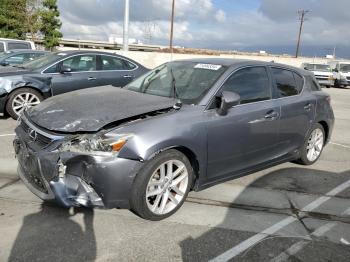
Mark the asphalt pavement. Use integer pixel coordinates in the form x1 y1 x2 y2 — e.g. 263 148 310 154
1 88 350 261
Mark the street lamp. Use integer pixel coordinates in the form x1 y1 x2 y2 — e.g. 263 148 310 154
123 0 129 52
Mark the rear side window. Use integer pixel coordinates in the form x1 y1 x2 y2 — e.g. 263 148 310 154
271 68 301 97
293 73 304 93
100 55 136 70
221 66 271 104
306 76 321 91
7 42 31 50
4 54 25 64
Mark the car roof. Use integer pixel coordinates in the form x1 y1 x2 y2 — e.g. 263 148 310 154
53 50 125 56
173 57 309 75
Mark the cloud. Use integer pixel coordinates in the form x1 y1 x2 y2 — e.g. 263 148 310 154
57 0 350 56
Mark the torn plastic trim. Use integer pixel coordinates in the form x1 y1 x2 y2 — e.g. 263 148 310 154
50 159 104 207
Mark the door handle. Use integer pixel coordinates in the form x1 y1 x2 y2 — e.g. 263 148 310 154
304 103 312 111
264 110 279 120
88 77 97 81
123 75 133 78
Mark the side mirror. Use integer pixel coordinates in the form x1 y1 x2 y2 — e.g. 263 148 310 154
333 68 339 73
60 65 72 74
304 67 308 70
0 61 9 66
217 91 240 116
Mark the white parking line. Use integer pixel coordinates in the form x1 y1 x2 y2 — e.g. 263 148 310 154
0 133 15 137
330 142 350 150
270 223 336 262
209 178 350 262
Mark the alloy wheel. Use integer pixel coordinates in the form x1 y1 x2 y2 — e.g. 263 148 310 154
146 159 189 215
306 128 324 162
12 92 41 116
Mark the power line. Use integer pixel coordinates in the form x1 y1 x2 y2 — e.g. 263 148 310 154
295 9 310 58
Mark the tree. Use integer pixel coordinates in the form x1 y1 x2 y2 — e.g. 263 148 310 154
40 0 62 50
26 0 43 42
0 0 27 39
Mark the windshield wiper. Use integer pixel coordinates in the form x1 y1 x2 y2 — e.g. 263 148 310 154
170 68 182 109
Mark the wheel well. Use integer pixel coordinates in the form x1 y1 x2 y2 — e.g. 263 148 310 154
173 146 200 186
8 86 44 98
318 121 329 142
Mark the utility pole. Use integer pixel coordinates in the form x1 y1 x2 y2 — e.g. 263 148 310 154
295 9 309 58
169 0 175 56
123 0 130 52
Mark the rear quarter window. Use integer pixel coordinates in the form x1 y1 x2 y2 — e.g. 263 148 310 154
306 76 321 91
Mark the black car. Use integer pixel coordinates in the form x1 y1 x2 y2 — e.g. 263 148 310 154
14 59 334 220
0 50 148 119
0 49 49 67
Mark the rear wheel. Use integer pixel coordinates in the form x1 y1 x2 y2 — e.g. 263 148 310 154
130 149 193 220
296 123 325 165
6 88 43 119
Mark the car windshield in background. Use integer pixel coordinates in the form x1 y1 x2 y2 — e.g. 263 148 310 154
21 53 61 70
340 64 350 72
125 62 227 104
314 64 330 71
304 64 314 70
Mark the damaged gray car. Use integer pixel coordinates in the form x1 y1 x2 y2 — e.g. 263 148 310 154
14 59 334 220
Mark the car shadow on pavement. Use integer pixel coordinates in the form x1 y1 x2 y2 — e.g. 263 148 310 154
8 203 96 262
180 167 350 262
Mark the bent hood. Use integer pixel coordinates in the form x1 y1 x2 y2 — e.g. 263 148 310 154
26 86 175 133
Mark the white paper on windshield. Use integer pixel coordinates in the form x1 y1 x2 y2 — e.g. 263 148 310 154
194 63 222 70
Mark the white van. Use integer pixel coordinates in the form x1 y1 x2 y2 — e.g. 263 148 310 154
328 60 350 88
0 38 36 52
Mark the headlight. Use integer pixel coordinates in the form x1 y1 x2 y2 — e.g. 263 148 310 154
61 133 133 156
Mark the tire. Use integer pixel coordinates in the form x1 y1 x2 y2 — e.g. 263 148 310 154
6 88 43 120
296 123 325 165
130 149 194 221
326 85 331 88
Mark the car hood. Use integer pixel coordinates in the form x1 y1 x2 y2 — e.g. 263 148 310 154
26 86 176 133
0 66 32 76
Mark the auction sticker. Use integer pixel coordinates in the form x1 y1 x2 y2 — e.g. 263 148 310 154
194 63 222 70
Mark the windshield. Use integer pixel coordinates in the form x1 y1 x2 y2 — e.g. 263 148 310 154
339 64 350 72
314 64 330 71
21 53 61 70
125 61 227 104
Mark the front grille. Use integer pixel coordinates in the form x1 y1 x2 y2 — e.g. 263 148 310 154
20 120 53 148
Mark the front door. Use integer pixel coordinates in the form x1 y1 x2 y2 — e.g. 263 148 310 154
49 54 99 95
206 66 281 180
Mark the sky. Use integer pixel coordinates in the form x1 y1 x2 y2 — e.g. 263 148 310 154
57 0 350 58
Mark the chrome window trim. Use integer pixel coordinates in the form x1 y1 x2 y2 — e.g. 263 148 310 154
21 114 65 141
204 65 306 112
41 53 139 74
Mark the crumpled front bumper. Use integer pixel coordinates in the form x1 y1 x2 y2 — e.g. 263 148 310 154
14 131 144 209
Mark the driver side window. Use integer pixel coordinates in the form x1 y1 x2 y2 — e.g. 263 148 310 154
221 67 271 104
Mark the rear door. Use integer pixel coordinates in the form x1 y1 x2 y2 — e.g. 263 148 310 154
97 55 137 87
270 67 316 155
206 66 281 180
45 54 100 95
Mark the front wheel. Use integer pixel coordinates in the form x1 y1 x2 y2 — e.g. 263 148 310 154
6 88 43 119
130 149 194 220
296 123 325 165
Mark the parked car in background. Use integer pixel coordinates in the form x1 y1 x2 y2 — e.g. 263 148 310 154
14 59 334 220
0 50 48 67
0 38 36 52
301 63 333 88
0 50 148 119
328 60 350 88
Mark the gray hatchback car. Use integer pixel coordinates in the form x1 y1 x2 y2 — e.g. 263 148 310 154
14 59 334 220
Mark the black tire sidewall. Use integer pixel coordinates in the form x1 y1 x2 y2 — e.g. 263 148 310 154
130 149 194 221
299 123 325 165
6 88 43 119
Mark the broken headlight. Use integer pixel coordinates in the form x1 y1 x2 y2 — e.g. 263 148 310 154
61 133 133 156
